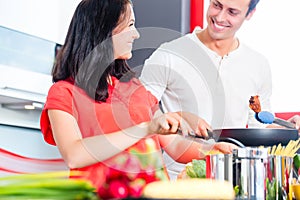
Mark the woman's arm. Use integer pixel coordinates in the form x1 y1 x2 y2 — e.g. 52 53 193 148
159 135 237 163
48 109 190 169
48 109 149 168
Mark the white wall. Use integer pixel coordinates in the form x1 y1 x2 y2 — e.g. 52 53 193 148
204 0 300 113
238 0 300 112
0 0 80 44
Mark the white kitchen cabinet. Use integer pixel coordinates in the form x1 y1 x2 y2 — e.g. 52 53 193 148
0 0 80 44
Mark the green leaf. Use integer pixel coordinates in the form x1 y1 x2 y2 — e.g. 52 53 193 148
294 154 300 171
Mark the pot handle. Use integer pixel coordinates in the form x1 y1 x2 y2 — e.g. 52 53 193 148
219 137 245 148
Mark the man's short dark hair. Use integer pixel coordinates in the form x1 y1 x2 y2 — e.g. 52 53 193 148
247 0 260 16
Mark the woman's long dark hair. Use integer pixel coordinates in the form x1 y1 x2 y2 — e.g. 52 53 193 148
52 0 135 102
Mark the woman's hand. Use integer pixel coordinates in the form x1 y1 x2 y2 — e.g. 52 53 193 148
148 112 193 136
213 142 238 153
177 111 212 138
198 142 238 159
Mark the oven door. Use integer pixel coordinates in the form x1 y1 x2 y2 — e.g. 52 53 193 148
0 124 68 176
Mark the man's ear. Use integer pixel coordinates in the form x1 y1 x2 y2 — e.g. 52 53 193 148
246 8 256 20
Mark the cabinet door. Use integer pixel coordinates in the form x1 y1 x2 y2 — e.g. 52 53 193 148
0 0 80 44
129 0 190 69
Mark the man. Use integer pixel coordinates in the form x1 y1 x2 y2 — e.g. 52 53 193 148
140 0 272 179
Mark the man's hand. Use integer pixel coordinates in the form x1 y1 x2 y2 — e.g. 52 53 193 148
177 111 212 138
288 115 300 134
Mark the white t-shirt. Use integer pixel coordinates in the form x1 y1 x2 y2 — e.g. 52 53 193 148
139 27 272 179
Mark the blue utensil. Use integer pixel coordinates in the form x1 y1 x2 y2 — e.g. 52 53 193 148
255 111 296 129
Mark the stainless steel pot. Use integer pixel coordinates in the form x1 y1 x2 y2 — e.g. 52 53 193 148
206 153 233 184
206 147 295 200
266 155 294 200
233 147 268 200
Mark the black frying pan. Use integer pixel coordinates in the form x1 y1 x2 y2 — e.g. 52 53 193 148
208 128 299 147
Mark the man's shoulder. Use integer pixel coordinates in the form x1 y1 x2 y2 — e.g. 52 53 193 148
156 32 204 58
159 33 194 49
240 43 267 59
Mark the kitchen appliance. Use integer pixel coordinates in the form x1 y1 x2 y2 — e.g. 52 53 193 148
0 26 66 176
0 26 58 129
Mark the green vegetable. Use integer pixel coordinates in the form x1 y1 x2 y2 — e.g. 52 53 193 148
186 159 206 178
186 162 197 178
234 185 239 196
266 178 278 200
0 171 98 200
294 154 300 171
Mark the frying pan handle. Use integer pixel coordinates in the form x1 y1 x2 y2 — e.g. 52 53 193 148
219 137 245 148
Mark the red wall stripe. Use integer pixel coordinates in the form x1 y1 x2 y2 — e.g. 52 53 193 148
0 167 22 174
275 112 300 120
0 148 63 162
190 0 204 32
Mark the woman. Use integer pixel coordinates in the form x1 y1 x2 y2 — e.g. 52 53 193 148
40 0 236 198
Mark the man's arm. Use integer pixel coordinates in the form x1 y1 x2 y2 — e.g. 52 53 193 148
139 49 170 101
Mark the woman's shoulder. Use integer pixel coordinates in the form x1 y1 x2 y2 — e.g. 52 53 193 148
49 79 75 93
52 79 74 88
46 80 79 102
